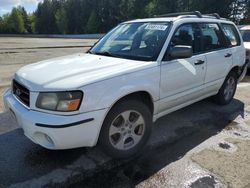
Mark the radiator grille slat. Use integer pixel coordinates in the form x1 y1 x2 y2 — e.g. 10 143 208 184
12 80 30 107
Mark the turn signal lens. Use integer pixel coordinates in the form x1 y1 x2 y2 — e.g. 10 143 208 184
57 99 81 111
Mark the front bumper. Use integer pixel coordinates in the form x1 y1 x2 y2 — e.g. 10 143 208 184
3 89 108 150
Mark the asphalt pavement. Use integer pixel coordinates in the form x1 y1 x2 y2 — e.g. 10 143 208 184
0 98 245 188
0 37 249 188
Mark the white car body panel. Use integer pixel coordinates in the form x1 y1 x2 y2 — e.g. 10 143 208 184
79 65 160 113
15 53 155 91
243 42 250 67
3 16 246 150
159 54 206 113
204 48 233 83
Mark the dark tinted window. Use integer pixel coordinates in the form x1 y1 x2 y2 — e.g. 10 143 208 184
240 30 250 42
221 24 241 46
170 23 202 53
199 23 225 52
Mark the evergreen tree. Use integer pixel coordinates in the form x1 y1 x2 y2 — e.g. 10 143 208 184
85 10 101 33
35 0 58 34
1 0 250 34
55 8 68 34
7 7 25 34
18 6 32 33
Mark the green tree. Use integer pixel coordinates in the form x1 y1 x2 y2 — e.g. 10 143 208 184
155 0 178 15
7 7 25 33
144 0 157 17
29 13 36 33
18 6 32 33
0 14 9 33
65 0 92 34
241 0 250 23
85 10 101 33
55 8 68 34
0 17 3 33
2 0 249 35
35 0 59 34
188 0 234 18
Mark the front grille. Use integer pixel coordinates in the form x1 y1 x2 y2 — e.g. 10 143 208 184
12 80 30 107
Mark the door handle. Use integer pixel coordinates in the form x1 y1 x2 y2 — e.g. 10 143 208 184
194 60 205 65
225 53 232 58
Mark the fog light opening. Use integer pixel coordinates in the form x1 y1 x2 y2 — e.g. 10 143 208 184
33 132 55 149
45 134 54 145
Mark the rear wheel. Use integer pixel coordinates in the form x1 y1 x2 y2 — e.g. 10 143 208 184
214 71 237 105
99 100 152 159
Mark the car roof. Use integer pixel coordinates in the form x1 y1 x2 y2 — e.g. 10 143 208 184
125 16 234 25
240 25 250 30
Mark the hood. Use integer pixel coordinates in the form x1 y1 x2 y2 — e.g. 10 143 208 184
244 42 250 50
15 53 155 91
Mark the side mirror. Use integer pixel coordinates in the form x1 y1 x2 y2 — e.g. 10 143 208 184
169 45 193 59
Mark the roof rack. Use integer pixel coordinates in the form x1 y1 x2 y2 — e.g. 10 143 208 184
204 13 220 19
154 11 222 20
155 11 202 18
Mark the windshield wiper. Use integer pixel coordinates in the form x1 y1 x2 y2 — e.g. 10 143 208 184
91 51 120 58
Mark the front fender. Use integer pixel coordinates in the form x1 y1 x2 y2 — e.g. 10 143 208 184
79 66 160 113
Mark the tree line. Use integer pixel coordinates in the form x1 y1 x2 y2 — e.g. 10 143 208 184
0 0 250 34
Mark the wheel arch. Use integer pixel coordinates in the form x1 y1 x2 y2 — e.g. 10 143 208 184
97 91 154 157
229 66 241 79
108 91 155 115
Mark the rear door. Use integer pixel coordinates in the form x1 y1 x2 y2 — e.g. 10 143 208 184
221 23 245 67
199 23 233 85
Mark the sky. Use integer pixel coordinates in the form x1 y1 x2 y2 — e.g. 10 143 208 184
0 0 42 16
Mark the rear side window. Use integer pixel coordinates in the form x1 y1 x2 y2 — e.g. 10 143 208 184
200 23 225 52
221 24 241 46
199 23 225 52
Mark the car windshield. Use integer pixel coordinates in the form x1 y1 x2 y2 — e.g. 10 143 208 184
240 30 250 42
89 22 170 61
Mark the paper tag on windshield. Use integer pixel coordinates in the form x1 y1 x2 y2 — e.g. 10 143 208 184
145 24 168 31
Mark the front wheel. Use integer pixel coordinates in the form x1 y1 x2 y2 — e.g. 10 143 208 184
99 100 152 159
214 71 237 105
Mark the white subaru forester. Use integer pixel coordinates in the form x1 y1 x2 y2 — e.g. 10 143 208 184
3 12 247 158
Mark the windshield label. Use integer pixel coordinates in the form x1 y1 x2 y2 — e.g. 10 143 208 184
145 24 168 31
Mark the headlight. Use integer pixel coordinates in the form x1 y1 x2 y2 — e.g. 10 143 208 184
36 91 83 112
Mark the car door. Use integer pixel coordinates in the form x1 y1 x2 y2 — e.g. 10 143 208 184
221 23 245 69
199 23 233 88
159 23 206 113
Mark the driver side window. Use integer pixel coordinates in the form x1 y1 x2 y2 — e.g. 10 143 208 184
170 23 202 54
163 23 202 61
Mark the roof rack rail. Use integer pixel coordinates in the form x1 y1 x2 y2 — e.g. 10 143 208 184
154 11 202 18
204 13 221 19
154 11 222 20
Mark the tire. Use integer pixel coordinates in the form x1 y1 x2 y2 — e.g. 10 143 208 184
99 100 152 159
213 71 237 105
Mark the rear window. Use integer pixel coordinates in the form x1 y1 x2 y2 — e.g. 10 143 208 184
221 24 241 46
240 29 250 42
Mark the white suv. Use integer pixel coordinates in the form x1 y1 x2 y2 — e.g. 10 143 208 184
3 12 247 158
